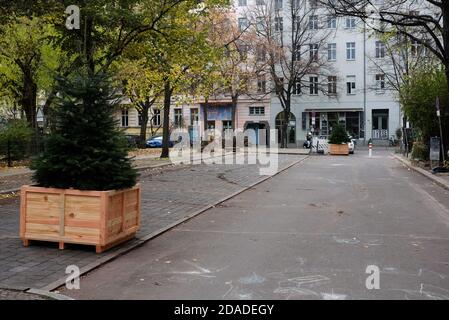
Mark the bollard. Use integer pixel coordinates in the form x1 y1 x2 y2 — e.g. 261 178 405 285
368 143 373 158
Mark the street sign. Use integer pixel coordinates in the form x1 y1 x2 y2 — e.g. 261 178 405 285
435 96 446 162
430 137 440 161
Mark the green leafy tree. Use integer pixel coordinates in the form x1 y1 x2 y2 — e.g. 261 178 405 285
0 16 63 128
31 72 137 191
400 66 449 152
120 0 229 158
115 50 165 148
0 119 33 166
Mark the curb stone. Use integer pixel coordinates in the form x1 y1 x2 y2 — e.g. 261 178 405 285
41 156 309 297
26 288 74 300
392 154 449 192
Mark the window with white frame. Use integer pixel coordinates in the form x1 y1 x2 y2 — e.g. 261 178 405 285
238 17 248 32
256 16 264 32
309 76 318 95
375 41 386 58
309 0 318 8
174 109 183 127
121 108 129 127
292 0 300 10
153 108 161 126
376 74 385 92
222 121 232 133
293 80 302 95
238 43 249 59
346 75 356 94
328 43 336 61
346 42 355 60
275 17 283 32
238 0 247 6
256 0 265 5
328 76 337 95
327 16 336 29
249 106 265 115
256 45 266 62
138 111 143 126
345 17 356 29
308 15 318 30
411 40 422 56
293 45 301 62
293 16 301 32
275 77 284 92
274 0 283 10
309 43 319 61
257 76 267 93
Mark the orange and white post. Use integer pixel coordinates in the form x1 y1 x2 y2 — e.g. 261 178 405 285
369 143 373 158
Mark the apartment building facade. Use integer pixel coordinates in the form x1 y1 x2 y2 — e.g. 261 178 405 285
119 0 411 147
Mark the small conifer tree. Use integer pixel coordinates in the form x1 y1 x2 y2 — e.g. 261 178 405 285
328 123 351 145
31 72 137 190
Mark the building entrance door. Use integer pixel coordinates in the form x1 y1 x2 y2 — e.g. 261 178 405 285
372 109 389 140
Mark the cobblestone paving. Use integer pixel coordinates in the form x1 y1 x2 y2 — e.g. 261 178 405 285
0 157 172 193
0 154 302 292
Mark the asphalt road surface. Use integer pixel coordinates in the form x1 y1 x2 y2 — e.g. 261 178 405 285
61 150 449 300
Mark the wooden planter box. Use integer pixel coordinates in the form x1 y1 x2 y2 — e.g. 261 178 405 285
329 144 349 155
20 184 141 253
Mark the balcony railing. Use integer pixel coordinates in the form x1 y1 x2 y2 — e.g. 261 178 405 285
372 129 388 140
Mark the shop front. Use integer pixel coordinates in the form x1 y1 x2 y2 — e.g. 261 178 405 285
303 109 364 140
201 104 233 140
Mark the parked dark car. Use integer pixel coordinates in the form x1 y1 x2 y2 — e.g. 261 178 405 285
146 135 174 148
124 135 140 148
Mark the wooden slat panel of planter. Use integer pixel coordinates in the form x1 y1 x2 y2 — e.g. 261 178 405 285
329 144 349 155
20 184 141 253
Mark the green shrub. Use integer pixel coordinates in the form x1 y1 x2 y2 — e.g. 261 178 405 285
328 124 351 144
0 119 33 161
411 141 428 161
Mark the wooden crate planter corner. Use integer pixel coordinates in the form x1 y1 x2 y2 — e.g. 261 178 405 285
20 184 141 253
329 143 349 155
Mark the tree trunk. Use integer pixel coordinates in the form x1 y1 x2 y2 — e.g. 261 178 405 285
161 81 172 159
21 73 38 129
7 138 12 168
231 95 238 131
281 103 291 149
84 16 95 74
203 99 208 145
139 106 149 149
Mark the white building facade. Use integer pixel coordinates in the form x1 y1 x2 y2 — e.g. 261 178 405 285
235 0 402 146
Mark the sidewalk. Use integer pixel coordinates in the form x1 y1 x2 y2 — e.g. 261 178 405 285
0 153 306 294
0 156 172 194
392 153 449 191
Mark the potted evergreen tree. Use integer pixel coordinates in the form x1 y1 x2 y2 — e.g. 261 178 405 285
328 123 351 155
20 72 140 253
